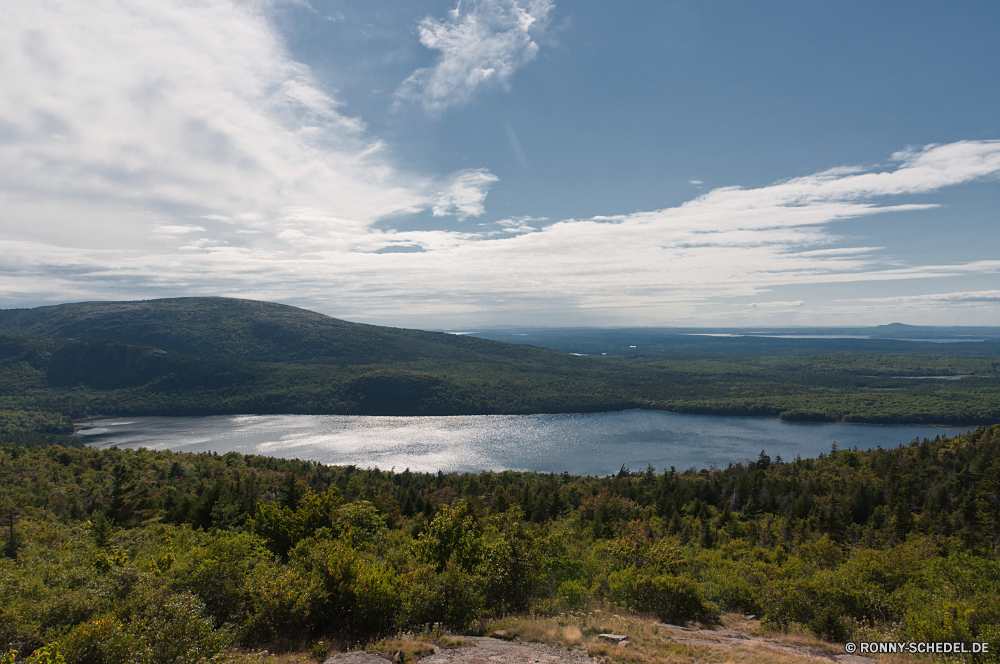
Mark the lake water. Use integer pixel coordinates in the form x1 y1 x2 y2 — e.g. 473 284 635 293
74 411 972 476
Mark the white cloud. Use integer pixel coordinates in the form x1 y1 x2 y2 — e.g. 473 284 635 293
432 169 500 220
493 216 545 234
395 0 554 115
4 140 1000 325
748 301 804 308
0 1 998 327
818 289 1000 326
153 224 206 235
0 0 464 240
852 290 1000 304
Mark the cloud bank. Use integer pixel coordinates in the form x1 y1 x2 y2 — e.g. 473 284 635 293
4 140 1000 324
395 0 554 115
1 1 999 326
0 0 490 242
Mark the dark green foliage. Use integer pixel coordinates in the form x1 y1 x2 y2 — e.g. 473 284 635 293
809 607 851 642
399 559 484 630
634 574 720 625
176 531 270 628
248 487 342 557
0 297 594 366
0 410 73 436
1 297 999 425
3 513 15 559
57 582 229 664
91 513 112 549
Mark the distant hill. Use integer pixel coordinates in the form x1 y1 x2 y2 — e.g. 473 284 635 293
0 298 637 418
468 324 1000 356
0 297 564 365
1 297 998 425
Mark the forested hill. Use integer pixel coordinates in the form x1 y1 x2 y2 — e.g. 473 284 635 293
0 297 564 365
1 297 1000 426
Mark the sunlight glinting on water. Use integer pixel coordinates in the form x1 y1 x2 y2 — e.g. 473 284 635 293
75 412 973 476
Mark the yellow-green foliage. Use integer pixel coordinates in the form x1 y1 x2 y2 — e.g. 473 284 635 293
2 425 999 662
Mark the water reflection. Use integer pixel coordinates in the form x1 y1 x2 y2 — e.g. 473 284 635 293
76 411 971 476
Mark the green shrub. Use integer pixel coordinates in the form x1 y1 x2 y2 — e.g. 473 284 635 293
399 559 484 630
634 574 720 625
174 530 270 627
606 566 640 607
352 558 400 637
26 645 66 664
288 538 358 633
759 577 813 627
248 488 342 557
57 616 123 664
58 589 228 664
114 587 229 664
245 559 311 641
414 503 481 573
335 501 388 548
478 508 540 613
808 608 852 642
557 579 590 609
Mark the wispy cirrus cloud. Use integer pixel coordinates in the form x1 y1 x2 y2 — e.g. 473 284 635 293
4 138 1000 325
748 301 804 308
0 0 488 243
153 225 207 236
853 290 1000 304
395 0 554 115
822 289 1000 325
2 1 999 326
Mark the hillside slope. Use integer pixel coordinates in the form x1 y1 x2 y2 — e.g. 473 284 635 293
0 332 642 418
0 297 568 365
1 298 999 424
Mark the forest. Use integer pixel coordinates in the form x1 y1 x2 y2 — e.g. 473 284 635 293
2 424 999 663
1 298 1000 427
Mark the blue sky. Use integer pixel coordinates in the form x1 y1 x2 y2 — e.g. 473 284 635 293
2 0 999 327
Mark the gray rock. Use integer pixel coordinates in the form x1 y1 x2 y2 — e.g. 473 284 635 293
597 634 627 643
323 652 390 664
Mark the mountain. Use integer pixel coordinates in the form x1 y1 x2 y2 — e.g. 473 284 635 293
0 297 564 365
0 298 636 418
1 297 998 425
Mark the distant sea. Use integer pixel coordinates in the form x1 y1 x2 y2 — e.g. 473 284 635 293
75 411 972 476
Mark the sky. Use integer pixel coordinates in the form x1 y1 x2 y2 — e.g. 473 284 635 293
2 0 999 328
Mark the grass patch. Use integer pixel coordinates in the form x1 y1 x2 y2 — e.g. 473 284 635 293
365 637 435 662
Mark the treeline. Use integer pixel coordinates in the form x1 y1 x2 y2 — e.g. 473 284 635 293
3 331 1000 426
0 410 72 436
3 297 1000 425
2 426 999 662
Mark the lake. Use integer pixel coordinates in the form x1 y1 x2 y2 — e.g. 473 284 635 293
74 411 972 476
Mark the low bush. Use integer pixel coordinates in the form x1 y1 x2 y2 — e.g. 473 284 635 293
634 574 720 625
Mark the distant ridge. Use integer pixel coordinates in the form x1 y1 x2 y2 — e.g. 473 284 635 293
873 322 919 329
0 297 560 366
0 297 998 424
